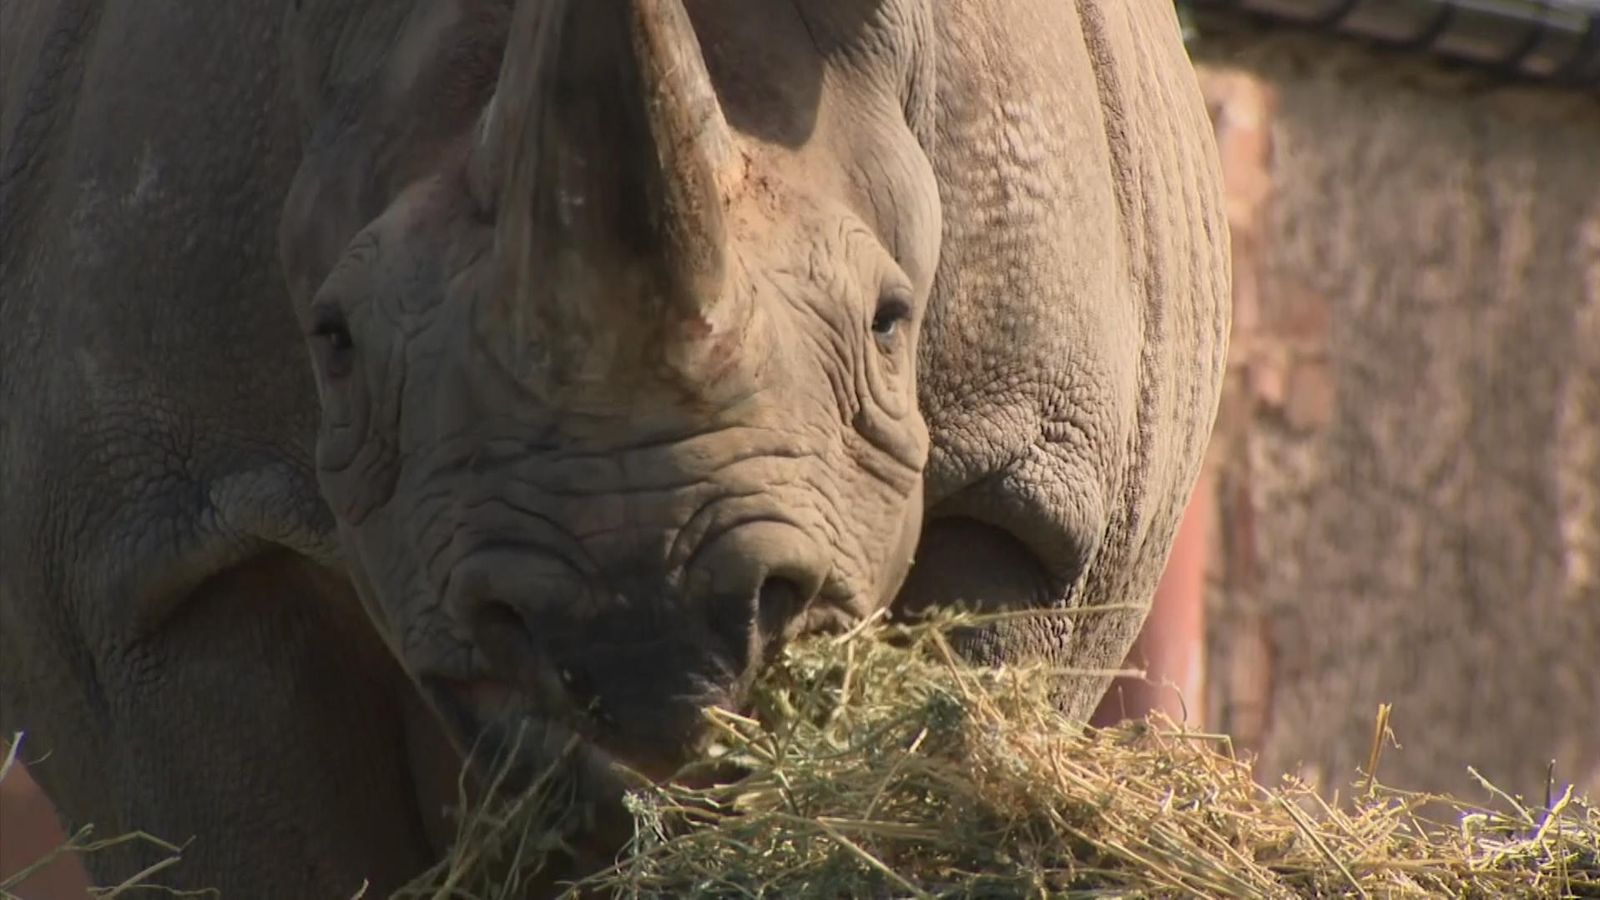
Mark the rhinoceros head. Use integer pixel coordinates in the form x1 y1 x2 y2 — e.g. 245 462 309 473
284 0 939 781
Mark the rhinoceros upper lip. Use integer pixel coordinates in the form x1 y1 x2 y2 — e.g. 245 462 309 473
421 675 643 808
423 670 738 792
422 673 754 874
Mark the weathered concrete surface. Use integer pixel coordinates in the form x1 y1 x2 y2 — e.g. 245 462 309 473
1193 34 1600 803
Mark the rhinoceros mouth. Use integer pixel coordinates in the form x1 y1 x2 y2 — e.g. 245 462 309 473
420 673 756 869
428 676 598 770
422 676 644 828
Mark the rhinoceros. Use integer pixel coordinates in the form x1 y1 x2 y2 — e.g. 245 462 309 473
0 0 1229 895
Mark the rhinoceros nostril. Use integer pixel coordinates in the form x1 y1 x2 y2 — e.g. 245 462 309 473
701 575 806 671
469 601 600 716
706 575 810 670
467 600 540 687
757 576 805 642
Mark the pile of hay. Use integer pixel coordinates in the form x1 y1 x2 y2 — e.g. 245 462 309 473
403 612 1599 899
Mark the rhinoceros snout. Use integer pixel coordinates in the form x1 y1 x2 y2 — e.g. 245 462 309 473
686 520 832 668
434 527 830 775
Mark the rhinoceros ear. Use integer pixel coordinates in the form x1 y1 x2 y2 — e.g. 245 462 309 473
478 0 735 349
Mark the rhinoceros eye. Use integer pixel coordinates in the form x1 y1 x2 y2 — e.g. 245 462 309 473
871 294 912 344
310 305 356 378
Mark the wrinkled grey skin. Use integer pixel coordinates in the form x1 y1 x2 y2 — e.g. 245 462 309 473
1 0 1228 896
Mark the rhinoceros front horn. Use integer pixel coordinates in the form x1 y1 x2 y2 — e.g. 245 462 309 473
481 0 735 369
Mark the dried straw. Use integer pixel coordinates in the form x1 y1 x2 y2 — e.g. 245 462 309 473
6 610 1593 899
405 612 1599 899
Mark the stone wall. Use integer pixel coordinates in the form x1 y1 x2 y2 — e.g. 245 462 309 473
1192 32 1600 803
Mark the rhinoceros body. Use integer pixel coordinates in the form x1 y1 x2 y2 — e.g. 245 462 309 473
0 0 1228 895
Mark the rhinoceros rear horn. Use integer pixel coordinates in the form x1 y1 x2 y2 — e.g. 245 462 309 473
484 0 734 344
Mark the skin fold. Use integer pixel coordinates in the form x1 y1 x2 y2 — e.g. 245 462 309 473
0 0 1228 895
